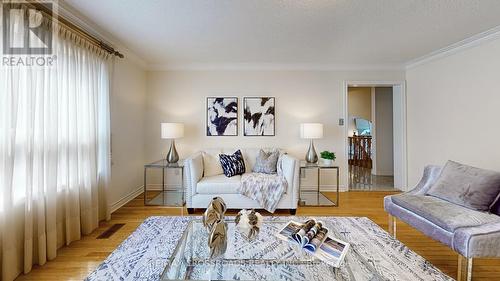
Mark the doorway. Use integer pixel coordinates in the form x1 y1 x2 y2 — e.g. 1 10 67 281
343 81 407 191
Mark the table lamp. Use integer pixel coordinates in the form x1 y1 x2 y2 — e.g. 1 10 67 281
161 123 184 163
300 123 323 163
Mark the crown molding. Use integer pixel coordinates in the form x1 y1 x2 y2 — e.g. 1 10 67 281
406 25 500 70
55 1 148 69
147 63 404 72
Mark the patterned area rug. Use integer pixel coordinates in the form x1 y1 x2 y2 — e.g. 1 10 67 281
85 216 453 281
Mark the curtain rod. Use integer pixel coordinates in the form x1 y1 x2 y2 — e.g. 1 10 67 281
30 1 124 58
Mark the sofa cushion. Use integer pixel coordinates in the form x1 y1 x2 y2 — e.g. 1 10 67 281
391 194 500 232
426 161 500 211
240 148 260 171
253 149 279 174
202 149 223 177
197 174 241 194
219 150 246 177
217 148 284 171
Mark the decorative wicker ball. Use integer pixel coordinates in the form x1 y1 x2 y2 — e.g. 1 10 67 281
235 209 263 240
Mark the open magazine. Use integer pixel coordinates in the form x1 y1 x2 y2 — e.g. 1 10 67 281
276 219 350 268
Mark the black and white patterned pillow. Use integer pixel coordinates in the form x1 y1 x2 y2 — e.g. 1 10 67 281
219 150 246 177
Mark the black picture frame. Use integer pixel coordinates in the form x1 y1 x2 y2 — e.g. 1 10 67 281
243 97 276 136
206 97 238 136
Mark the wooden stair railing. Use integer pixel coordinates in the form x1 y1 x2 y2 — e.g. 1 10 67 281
348 136 373 169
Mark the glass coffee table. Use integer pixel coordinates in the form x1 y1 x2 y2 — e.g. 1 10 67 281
161 220 382 281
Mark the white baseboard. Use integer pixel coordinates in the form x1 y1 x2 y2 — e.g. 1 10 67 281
109 185 144 214
374 171 394 176
146 183 183 191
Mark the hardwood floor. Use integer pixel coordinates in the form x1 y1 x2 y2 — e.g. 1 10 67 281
17 191 500 280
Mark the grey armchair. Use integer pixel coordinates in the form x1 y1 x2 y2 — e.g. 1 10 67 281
384 165 500 281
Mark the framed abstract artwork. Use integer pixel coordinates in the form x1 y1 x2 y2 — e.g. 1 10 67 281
206 97 238 136
243 97 275 136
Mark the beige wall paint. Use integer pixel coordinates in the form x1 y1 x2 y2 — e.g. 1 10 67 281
348 87 372 137
109 58 147 211
145 69 404 189
406 37 500 186
348 87 372 121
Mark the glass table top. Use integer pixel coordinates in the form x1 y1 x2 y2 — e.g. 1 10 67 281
161 220 382 281
145 159 185 168
300 161 339 168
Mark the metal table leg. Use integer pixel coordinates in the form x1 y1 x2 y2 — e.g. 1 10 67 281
144 167 147 205
181 167 185 205
336 167 340 206
317 167 321 204
162 166 165 191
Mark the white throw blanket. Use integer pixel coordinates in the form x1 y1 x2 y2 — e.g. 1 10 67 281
238 154 288 213
238 172 288 213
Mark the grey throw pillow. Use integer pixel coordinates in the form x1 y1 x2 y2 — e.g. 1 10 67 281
426 161 500 211
252 149 279 174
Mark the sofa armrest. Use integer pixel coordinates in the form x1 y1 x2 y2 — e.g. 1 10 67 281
184 152 203 206
453 221 500 258
407 165 442 195
280 154 300 208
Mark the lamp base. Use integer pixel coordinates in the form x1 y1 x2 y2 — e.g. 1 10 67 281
305 140 318 163
166 140 179 163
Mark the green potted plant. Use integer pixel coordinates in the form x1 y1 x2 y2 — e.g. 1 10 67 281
320 150 336 166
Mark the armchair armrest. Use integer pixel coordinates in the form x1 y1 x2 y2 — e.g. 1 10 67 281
453 221 500 258
184 152 203 206
280 154 300 207
408 165 442 195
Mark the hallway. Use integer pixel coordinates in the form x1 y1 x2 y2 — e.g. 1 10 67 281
349 165 397 191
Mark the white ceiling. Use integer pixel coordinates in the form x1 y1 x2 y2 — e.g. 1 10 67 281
64 0 500 68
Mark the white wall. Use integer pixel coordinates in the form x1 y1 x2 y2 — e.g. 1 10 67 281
406 36 500 186
109 58 147 212
145 69 404 190
374 87 394 176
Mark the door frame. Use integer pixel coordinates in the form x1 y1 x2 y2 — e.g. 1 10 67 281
342 80 408 190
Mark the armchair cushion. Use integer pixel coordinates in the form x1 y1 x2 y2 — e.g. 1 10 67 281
392 194 500 232
426 160 500 211
453 221 500 258
197 174 242 194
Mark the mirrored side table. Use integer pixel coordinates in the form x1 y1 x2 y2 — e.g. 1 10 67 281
299 161 340 207
144 159 185 206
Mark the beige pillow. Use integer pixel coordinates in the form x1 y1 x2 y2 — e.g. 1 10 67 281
202 151 223 177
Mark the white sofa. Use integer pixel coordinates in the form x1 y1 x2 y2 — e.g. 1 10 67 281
184 148 300 214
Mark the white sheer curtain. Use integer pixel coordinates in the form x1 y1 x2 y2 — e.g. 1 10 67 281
0 7 111 281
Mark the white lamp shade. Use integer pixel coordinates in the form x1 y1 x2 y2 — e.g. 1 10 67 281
300 123 323 139
161 123 184 139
